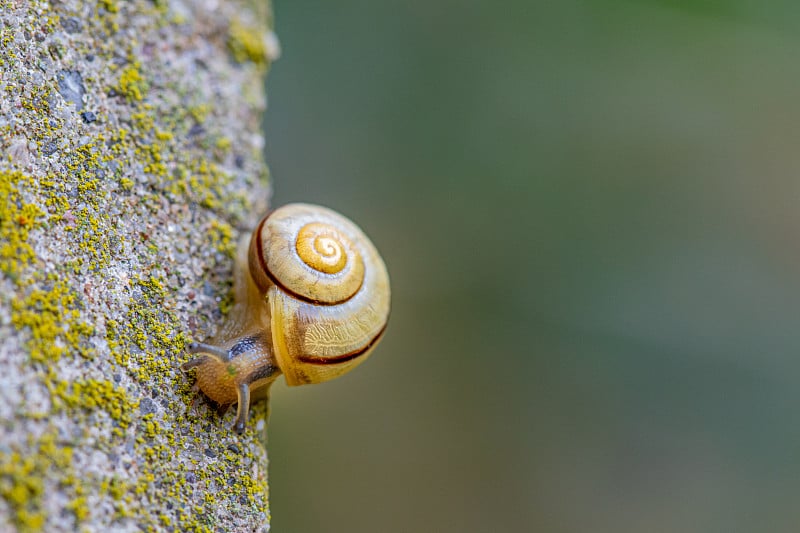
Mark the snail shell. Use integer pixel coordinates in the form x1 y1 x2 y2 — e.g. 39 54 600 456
183 203 390 431
249 203 390 385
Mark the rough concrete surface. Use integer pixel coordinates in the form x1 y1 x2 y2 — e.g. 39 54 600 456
0 0 277 531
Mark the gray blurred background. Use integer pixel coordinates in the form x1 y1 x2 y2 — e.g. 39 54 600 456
262 1 800 532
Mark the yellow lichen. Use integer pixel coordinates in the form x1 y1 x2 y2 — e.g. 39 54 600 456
0 0 272 528
0 171 44 279
99 0 119 14
11 278 94 362
0 431 80 531
227 19 269 67
49 376 138 431
116 63 148 102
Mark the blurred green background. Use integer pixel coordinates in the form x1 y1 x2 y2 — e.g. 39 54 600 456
262 1 800 532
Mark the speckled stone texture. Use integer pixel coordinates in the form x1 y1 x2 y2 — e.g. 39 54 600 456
0 0 276 531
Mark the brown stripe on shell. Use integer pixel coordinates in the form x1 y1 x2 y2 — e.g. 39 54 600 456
296 323 388 365
249 215 271 293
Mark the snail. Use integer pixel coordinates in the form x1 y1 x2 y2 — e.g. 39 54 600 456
182 203 390 433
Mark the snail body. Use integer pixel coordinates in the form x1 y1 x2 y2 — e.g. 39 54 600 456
183 204 390 432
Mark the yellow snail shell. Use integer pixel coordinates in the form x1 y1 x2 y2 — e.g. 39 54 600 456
183 203 390 432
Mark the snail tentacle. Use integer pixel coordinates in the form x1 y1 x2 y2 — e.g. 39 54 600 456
233 383 251 433
187 341 232 361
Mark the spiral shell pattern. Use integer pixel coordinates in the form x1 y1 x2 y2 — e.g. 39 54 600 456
250 204 366 304
296 222 349 275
